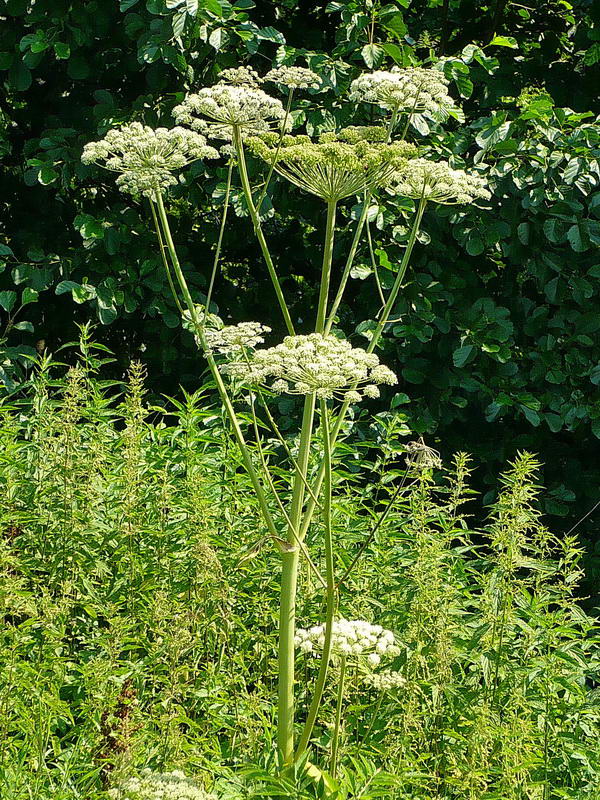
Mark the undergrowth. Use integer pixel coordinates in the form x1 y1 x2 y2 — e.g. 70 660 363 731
0 339 598 799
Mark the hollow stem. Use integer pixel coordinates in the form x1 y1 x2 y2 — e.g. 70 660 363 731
233 125 295 335
297 199 427 545
294 399 336 761
316 200 337 332
330 655 347 777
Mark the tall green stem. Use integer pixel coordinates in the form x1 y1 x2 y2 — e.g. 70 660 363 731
330 655 347 777
295 399 336 761
203 159 233 324
316 200 337 332
233 126 295 336
153 192 279 542
277 196 338 762
297 199 427 545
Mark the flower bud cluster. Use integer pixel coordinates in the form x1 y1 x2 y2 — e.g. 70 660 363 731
173 86 288 141
245 130 416 201
204 321 271 354
264 66 321 90
108 770 215 800
363 670 407 691
391 158 491 205
218 65 262 87
81 123 218 197
220 333 397 400
295 619 401 666
350 66 456 118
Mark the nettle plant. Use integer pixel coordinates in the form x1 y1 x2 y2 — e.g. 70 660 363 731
82 63 490 779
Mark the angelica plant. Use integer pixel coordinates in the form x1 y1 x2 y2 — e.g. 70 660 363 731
81 62 491 774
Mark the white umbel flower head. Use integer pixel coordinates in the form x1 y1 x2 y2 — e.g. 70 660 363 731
391 158 491 205
349 66 456 119
218 65 262 87
204 321 271 354
295 619 401 663
363 670 407 691
81 122 218 198
264 66 322 90
108 769 215 800
220 333 397 400
173 85 288 141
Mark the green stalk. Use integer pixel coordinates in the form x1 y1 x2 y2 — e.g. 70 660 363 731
277 393 315 764
296 198 427 544
294 399 336 761
277 195 338 762
316 200 337 332
255 89 294 215
149 199 184 316
324 197 369 335
232 125 295 336
330 654 347 777
153 192 279 542
203 159 233 324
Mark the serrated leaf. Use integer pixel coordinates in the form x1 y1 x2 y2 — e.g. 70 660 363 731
21 288 38 306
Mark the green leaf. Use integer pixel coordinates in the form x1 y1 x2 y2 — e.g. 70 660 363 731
67 55 90 80
53 42 70 59
0 290 17 313
74 214 105 240
120 0 140 9
488 35 518 48
8 61 32 92
361 44 384 69
567 223 588 253
453 344 474 368
12 320 34 332
21 288 38 306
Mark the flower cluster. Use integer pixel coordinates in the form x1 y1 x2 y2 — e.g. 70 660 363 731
81 123 218 198
204 321 271 354
108 770 215 800
349 66 456 119
218 65 262 87
295 619 400 666
390 158 491 205
245 130 416 201
221 333 397 400
264 66 321 90
173 85 288 141
363 670 407 691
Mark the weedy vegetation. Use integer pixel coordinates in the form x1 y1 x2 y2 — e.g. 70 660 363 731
0 33 599 800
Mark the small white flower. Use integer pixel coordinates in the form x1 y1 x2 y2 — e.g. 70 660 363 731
204 321 271 354
220 333 397 401
295 619 399 663
364 670 407 692
218 65 262 87
81 122 218 198
173 85 288 141
109 770 215 800
390 158 491 205
264 66 322 90
350 66 456 120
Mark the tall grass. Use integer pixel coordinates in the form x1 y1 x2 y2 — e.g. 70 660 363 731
0 342 598 799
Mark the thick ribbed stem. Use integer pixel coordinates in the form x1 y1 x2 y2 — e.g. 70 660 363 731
316 200 337 332
330 655 347 777
295 399 336 760
233 126 295 336
297 199 427 544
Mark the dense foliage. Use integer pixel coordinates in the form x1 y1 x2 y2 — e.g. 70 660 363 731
1 346 599 799
1 5 600 563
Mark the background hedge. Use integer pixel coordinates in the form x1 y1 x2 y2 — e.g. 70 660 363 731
1 0 600 587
